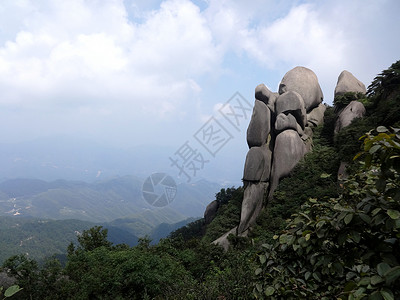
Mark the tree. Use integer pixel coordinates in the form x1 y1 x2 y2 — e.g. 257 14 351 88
254 127 400 299
77 226 112 252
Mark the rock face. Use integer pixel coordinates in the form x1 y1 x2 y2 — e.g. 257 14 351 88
269 130 305 198
275 91 307 129
279 66 323 111
334 101 366 134
237 182 268 234
204 200 219 225
307 103 326 127
275 113 298 133
334 70 366 97
334 70 367 134
211 68 367 251
247 100 271 147
213 66 327 250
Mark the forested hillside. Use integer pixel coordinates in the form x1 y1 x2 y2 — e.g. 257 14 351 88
1 61 399 299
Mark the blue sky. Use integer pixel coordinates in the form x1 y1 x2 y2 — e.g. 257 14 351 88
0 0 399 183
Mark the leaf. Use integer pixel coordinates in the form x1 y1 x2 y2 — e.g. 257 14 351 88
305 233 311 241
320 173 331 179
380 290 394 300
369 291 383 300
255 268 262 275
371 275 384 285
256 283 262 292
377 126 388 133
358 277 370 286
305 271 311 280
259 255 266 264
372 208 382 216
273 235 279 240
369 144 381 154
359 213 372 224
313 272 322 282
279 234 288 244
377 262 391 277
343 281 357 292
309 198 318 203
265 286 275 296
384 266 400 285
4 285 23 298
344 213 353 224
387 210 400 220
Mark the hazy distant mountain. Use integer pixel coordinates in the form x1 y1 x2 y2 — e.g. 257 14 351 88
0 136 243 185
0 176 221 222
0 216 139 264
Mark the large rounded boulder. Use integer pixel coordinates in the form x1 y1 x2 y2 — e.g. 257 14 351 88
269 129 305 198
247 100 271 148
334 70 366 97
279 66 323 112
334 100 366 134
275 91 307 129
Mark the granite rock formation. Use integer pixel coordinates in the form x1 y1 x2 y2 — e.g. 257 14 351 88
213 66 325 250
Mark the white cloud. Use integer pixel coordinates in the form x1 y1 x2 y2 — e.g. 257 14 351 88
0 0 220 117
0 0 399 145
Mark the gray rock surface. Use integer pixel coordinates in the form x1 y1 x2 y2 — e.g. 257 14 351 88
275 91 307 129
255 84 278 112
275 113 298 133
212 227 237 251
269 130 305 198
243 147 265 181
334 101 366 134
247 100 271 148
204 200 219 225
212 66 328 249
237 182 268 234
307 103 326 127
260 144 272 182
334 70 366 97
279 66 323 111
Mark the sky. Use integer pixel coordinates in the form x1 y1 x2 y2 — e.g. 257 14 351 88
0 0 399 183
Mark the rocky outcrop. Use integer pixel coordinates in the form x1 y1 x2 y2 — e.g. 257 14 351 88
334 100 366 134
307 103 326 127
334 70 367 134
204 200 219 225
213 66 325 249
247 100 271 147
334 70 366 97
269 130 305 198
279 66 323 111
333 71 367 182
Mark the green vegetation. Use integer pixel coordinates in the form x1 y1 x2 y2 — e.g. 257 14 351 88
0 60 399 299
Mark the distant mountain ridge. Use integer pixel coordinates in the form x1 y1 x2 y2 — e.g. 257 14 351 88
0 215 197 264
0 136 243 185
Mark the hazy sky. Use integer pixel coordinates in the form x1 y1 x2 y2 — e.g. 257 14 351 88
0 0 399 151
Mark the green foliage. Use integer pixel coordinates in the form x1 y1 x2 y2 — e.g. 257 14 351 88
76 226 112 252
335 117 374 162
367 60 400 100
334 92 368 113
254 127 400 299
251 127 340 243
0 285 22 299
366 60 400 127
2 255 39 299
202 187 244 243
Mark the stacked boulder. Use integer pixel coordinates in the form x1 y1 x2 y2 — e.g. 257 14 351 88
334 71 367 134
333 71 367 181
213 67 325 250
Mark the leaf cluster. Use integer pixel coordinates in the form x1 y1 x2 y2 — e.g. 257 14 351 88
253 127 400 299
